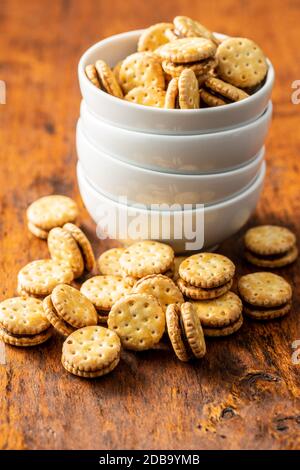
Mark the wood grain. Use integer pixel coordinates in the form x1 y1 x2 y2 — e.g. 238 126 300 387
0 0 300 450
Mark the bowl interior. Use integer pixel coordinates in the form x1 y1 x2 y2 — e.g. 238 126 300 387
79 29 274 114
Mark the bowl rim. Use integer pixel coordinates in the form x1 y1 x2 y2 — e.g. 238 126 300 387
77 160 266 214
78 29 275 115
77 119 265 179
81 99 272 140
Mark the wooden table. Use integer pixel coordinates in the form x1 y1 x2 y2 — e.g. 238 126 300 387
0 0 300 451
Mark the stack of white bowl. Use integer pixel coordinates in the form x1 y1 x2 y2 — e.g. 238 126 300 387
77 30 274 253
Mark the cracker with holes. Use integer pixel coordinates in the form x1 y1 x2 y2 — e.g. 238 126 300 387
108 293 165 351
133 274 183 312
216 37 267 88
156 37 217 64
162 58 216 79
95 60 124 98
97 248 137 285
125 86 166 108
18 259 74 296
173 16 219 45
113 60 123 87
63 223 95 272
179 253 235 289
48 227 84 278
238 272 292 320
27 195 78 239
203 76 249 104
62 325 121 378
177 277 233 300
244 225 298 268
138 22 173 52
191 291 243 337
119 52 165 94
80 275 132 311
178 69 200 109
0 297 53 347
119 241 174 278
166 302 206 361
200 89 227 107
164 77 179 109
85 64 101 89
98 248 126 276
43 284 98 336
165 304 191 362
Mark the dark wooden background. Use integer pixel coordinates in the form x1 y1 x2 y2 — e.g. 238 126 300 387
0 0 300 450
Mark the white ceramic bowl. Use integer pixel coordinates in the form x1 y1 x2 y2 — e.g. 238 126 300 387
77 161 266 253
78 30 275 135
76 119 265 207
80 100 272 174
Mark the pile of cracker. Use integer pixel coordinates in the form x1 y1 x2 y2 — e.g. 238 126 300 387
0 195 297 379
85 15 268 109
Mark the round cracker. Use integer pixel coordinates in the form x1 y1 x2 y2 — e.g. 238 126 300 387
63 223 95 272
51 284 98 328
173 16 219 44
43 295 75 336
98 248 126 276
27 195 78 231
238 272 292 307
98 248 137 286
138 22 173 52
203 315 243 337
190 291 242 328
164 77 179 109
133 274 183 313
156 37 216 64
62 356 120 378
62 326 121 377
179 253 235 288
48 227 84 278
245 246 298 268
108 293 165 351
27 221 48 240
243 302 292 320
0 327 53 347
16 284 45 299
162 58 216 78
18 259 74 296
95 60 123 98
165 28 180 41
180 302 206 358
200 88 227 107
80 275 132 311
119 52 165 94
216 37 268 88
172 256 187 281
177 277 233 300
204 77 249 101
125 86 166 108
85 64 101 89
113 60 123 87
166 304 191 362
178 69 200 109
0 297 50 335
119 241 174 278
244 225 297 256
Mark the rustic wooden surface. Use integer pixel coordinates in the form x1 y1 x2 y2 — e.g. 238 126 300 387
0 0 300 450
